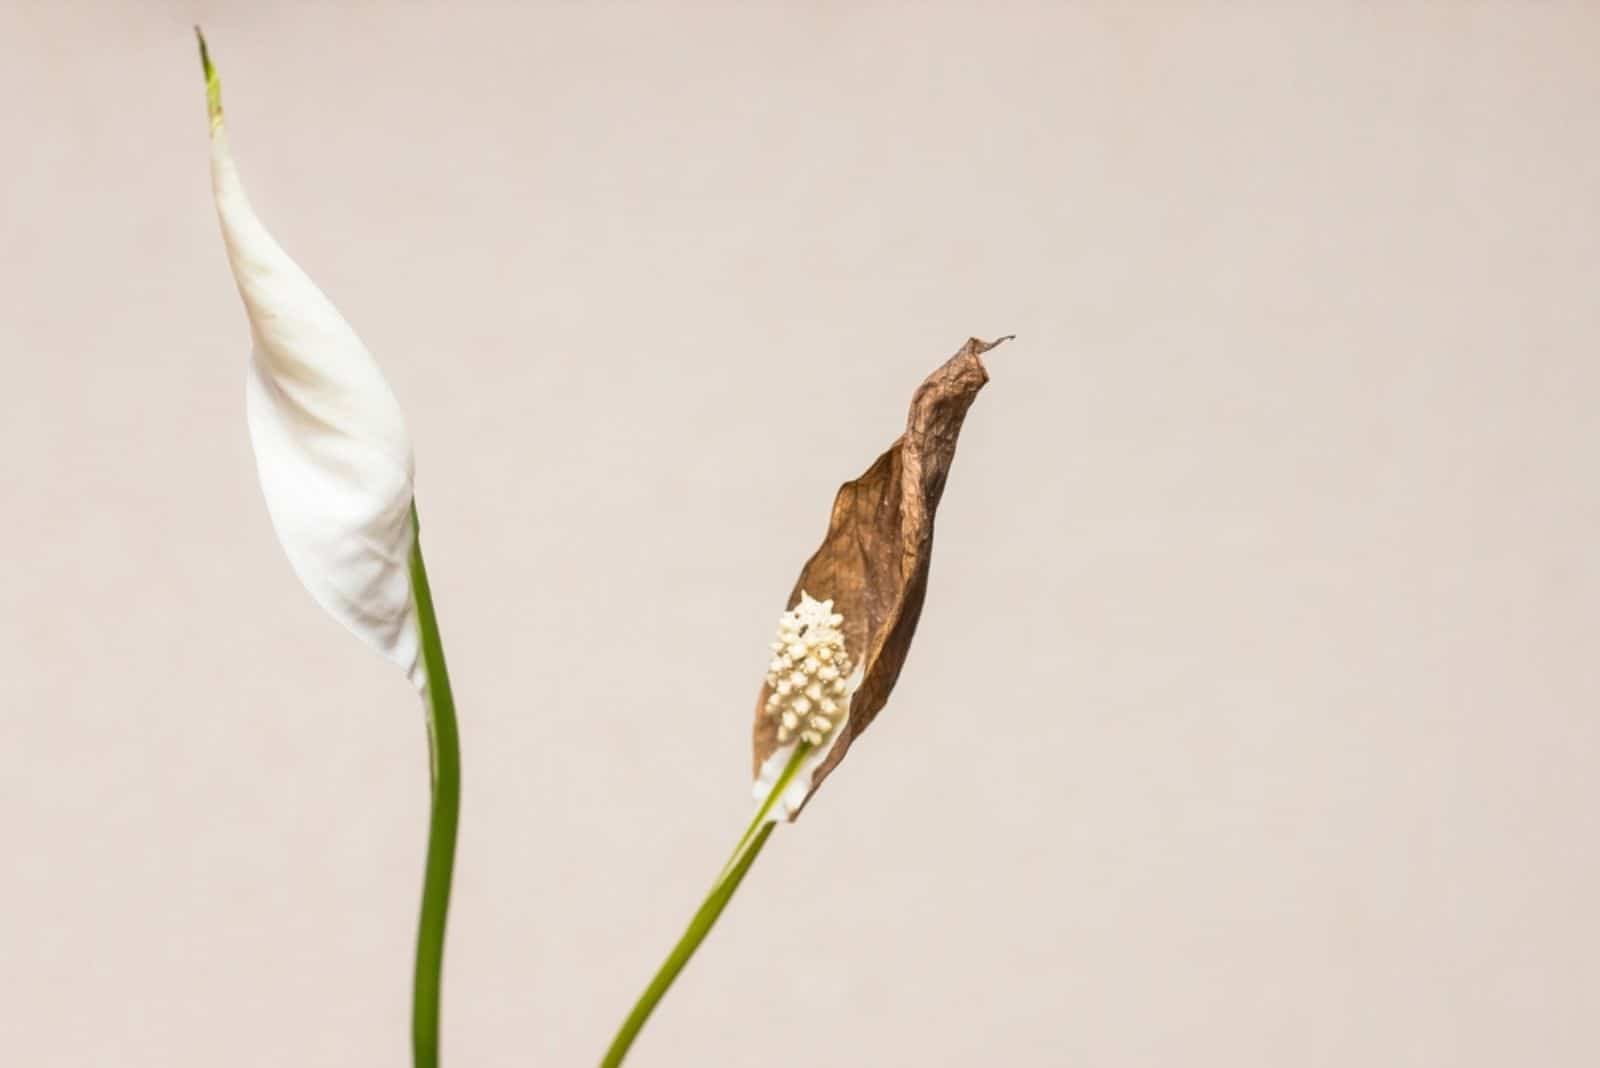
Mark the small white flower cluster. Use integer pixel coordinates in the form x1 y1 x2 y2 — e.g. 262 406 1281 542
763 592 853 747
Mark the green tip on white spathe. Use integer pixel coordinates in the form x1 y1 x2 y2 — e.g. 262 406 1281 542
194 26 222 126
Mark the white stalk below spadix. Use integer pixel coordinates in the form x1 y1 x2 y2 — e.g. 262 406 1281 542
201 41 424 693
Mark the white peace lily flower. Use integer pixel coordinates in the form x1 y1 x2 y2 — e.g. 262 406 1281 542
200 34 424 693
195 36 462 1066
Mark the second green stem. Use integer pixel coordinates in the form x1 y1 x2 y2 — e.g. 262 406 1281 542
599 743 813 1068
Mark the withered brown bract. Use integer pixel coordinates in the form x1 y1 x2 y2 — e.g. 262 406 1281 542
752 336 1010 813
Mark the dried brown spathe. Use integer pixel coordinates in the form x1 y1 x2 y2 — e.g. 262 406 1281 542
751 336 1009 814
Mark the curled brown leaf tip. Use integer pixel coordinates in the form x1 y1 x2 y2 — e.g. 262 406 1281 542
752 336 1007 814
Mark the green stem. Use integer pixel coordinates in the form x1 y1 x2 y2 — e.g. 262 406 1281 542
600 743 812 1068
409 510 461 1068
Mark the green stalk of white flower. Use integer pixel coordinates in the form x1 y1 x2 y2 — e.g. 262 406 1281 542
195 30 461 1068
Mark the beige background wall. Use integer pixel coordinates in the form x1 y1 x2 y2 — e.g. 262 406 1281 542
3 3 1599 1065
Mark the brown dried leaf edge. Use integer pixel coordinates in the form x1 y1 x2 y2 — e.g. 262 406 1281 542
751 336 1010 813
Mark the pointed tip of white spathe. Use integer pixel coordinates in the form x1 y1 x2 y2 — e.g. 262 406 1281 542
195 26 223 129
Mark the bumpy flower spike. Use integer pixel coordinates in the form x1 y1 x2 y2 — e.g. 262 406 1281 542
762 592 858 746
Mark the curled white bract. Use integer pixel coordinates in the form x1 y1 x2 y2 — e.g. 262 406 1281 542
208 111 425 693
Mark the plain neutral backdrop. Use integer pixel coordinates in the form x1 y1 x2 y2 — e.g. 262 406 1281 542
4 3 1599 1066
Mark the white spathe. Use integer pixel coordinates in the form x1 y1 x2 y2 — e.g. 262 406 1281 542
207 106 426 693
